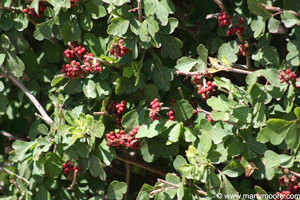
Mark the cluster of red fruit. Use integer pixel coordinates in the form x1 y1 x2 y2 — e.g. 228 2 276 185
70 0 81 7
23 1 47 18
227 17 245 36
61 42 103 78
279 69 300 88
276 170 300 200
149 98 162 121
110 40 129 59
106 127 141 149
84 53 103 73
218 11 231 26
108 101 127 126
166 99 176 120
62 161 82 178
193 75 217 100
64 42 86 59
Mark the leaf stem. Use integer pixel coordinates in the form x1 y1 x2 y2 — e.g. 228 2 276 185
0 65 54 126
124 163 130 200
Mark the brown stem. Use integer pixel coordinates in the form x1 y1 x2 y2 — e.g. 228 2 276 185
194 184 208 196
0 167 30 185
67 170 78 190
0 65 54 126
10 179 23 196
260 3 300 17
93 111 108 115
138 0 142 23
290 171 300 177
0 3 23 12
124 163 130 200
178 87 185 100
115 155 167 177
0 130 23 141
196 108 211 115
83 55 114 67
157 179 179 188
176 66 252 76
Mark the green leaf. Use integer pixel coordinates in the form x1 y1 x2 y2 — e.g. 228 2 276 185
139 20 150 42
262 150 280 169
107 17 130 37
51 76 64 86
146 16 159 37
84 33 108 56
268 17 284 34
136 184 154 200
294 107 300 119
136 119 170 138
285 121 300 149
221 174 239 200
174 57 206 72
61 18 81 44
173 155 187 175
152 65 173 91
89 154 106 180
281 11 299 28
247 0 272 20
160 36 183 59
222 160 244 177
174 100 194 122
83 80 97 98
121 107 146 130
115 76 134 95
168 123 181 143
85 1 107 19
44 153 63 178
76 142 89 158
159 17 178 34
106 181 127 200
123 67 134 78
218 40 239 64
197 44 208 61
4 49 25 77
144 84 160 102
38 124 49 135
34 19 55 41
95 80 111 99
251 16 266 38
97 139 115 165
284 84 295 113
0 48 5 66
35 185 51 200
90 121 105 138
80 11 93 31
207 94 237 111
286 40 300 66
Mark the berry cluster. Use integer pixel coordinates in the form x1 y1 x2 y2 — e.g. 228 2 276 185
110 40 129 59
193 75 217 100
84 53 103 73
276 171 300 200
166 99 176 120
218 11 231 27
149 98 162 121
226 17 245 36
23 1 47 18
106 127 141 149
62 161 82 176
62 42 103 78
62 60 86 78
70 0 81 7
108 101 127 126
279 69 300 88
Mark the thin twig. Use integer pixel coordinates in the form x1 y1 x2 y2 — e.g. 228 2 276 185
83 55 114 67
68 42 84 64
0 131 23 141
124 163 130 200
157 179 178 188
196 108 211 115
0 167 30 185
67 170 78 190
194 184 208 196
0 65 53 126
178 87 185 100
260 3 300 17
290 171 300 177
176 67 252 76
93 111 108 115
138 0 142 23
0 3 23 12
10 179 23 195
115 155 167 177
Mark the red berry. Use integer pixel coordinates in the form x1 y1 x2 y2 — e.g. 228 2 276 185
62 163 67 168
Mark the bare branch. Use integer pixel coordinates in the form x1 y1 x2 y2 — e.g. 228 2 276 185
178 87 185 100
176 66 252 76
138 0 143 23
115 155 167 177
124 163 130 200
67 170 78 190
0 167 30 185
83 55 114 67
260 3 300 17
0 130 22 141
0 65 54 126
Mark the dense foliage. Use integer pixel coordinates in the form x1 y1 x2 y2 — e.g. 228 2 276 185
1 0 300 199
